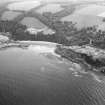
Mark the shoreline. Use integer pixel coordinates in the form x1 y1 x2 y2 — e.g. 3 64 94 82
0 41 58 49
0 40 105 81
55 45 105 75
1 40 105 74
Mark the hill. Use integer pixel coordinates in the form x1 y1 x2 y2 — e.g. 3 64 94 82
61 4 105 29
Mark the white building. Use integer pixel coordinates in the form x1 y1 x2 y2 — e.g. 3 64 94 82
43 28 55 35
26 27 46 34
26 27 55 35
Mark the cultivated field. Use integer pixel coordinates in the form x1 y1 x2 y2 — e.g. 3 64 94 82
36 4 64 14
21 17 47 29
7 0 41 11
61 14 103 29
1 11 22 20
75 5 105 16
61 4 105 29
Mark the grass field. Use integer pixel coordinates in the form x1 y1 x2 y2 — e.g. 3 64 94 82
7 1 41 11
61 4 105 29
21 17 47 29
1 11 22 20
61 14 103 29
36 4 64 14
98 12 105 17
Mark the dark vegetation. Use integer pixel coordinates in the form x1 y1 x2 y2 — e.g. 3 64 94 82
55 45 105 74
0 17 105 48
81 53 105 68
32 12 105 48
0 12 105 74
0 5 104 47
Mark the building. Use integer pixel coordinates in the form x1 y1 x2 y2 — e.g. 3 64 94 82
26 27 55 35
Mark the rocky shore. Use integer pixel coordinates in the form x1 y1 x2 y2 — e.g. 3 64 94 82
1 35 105 75
55 45 105 74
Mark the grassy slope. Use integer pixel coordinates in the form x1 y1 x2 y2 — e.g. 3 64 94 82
0 3 11 20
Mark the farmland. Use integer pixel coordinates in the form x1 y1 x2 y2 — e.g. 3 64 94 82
21 17 47 29
7 0 41 11
74 5 105 16
1 11 22 20
61 14 103 29
36 4 64 14
61 4 105 29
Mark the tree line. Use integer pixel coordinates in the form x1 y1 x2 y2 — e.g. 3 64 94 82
0 17 105 49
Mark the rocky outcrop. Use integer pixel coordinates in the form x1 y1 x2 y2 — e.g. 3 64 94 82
55 45 105 74
68 45 105 59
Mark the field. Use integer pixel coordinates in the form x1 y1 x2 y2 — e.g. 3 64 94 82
1 0 105 30
1 11 22 20
61 4 105 29
7 0 41 11
61 14 103 29
0 2 10 19
98 12 105 17
75 5 105 16
36 4 64 14
21 17 47 29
